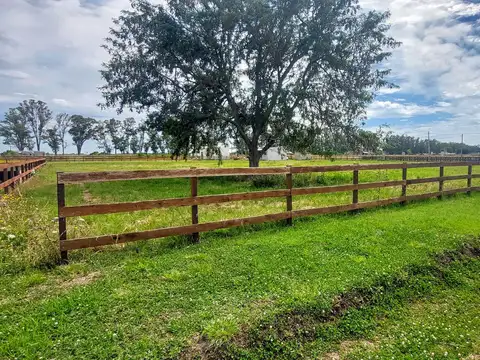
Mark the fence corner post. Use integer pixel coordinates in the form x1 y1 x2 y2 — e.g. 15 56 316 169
2 167 8 194
352 165 359 210
286 165 293 226
190 167 199 243
57 172 68 264
401 162 407 205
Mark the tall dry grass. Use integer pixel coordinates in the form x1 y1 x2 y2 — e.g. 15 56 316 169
0 193 59 274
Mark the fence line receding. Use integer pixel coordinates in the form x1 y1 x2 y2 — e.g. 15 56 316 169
1 158 46 194
57 162 480 262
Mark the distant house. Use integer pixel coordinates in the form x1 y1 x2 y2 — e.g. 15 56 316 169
261 147 288 161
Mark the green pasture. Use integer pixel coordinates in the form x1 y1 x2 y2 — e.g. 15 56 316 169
1 159 479 359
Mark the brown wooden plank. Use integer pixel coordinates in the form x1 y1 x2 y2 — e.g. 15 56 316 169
292 180 405 196
404 192 441 201
443 188 470 196
286 167 293 226
58 167 290 184
60 211 292 251
407 175 470 185
407 162 472 168
190 171 199 243
352 169 359 205
57 179 68 263
59 189 291 217
292 197 405 218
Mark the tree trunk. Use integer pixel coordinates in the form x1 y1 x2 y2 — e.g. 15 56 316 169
248 146 261 167
76 145 82 155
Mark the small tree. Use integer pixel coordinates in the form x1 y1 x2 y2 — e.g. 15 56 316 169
55 113 71 155
130 135 140 154
105 118 122 154
43 127 62 155
100 0 399 167
94 122 113 154
18 99 52 151
0 108 33 151
68 115 97 155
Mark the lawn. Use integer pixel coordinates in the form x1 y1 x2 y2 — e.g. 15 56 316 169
1 159 479 359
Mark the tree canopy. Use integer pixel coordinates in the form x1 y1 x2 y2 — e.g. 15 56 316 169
68 115 98 155
100 0 399 166
0 108 33 151
18 100 52 151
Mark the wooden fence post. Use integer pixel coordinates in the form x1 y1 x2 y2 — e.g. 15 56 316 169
467 164 472 196
401 163 407 204
190 168 199 243
3 167 8 194
57 174 68 263
286 166 293 226
352 167 359 206
438 165 444 200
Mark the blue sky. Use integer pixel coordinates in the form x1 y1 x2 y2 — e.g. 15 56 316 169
0 0 479 153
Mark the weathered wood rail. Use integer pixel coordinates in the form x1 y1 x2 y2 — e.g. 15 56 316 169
0 158 46 194
57 162 480 262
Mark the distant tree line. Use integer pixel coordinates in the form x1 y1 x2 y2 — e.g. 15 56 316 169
0 99 168 155
300 127 480 156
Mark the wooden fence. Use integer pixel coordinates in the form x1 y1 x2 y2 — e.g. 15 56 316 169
4 153 480 163
56 162 480 262
1 158 46 194
313 154 480 162
3 154 172 162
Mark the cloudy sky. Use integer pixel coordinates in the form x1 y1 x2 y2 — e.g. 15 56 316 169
0 0 479 153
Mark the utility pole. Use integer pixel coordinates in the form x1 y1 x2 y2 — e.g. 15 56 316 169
461 134 464 156
427 131 430 154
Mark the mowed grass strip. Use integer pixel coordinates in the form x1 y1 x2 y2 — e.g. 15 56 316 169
1 174 480 358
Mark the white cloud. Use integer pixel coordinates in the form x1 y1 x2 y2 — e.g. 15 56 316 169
0 70 30 79
360 0 480 144
0 0 479 152
52 98 72 107
367 101 446 118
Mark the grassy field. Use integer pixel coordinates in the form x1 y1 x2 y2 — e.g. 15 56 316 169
1 159 480 359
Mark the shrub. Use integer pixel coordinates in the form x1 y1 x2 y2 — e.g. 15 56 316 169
251 175 285 188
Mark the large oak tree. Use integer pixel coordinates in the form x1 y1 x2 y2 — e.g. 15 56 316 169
100 0 399 167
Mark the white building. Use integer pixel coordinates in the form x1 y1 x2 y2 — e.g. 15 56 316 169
197 146 230 160
261 147 288 161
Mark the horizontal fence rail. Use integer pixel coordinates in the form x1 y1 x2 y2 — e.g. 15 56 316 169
1 158 46 193
56 162 480 262
314 154 480 162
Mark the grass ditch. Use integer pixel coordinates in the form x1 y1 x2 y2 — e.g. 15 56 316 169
191 241 480 359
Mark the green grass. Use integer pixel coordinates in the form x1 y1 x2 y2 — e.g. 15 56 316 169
303 253 480 360
1 160 480 359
